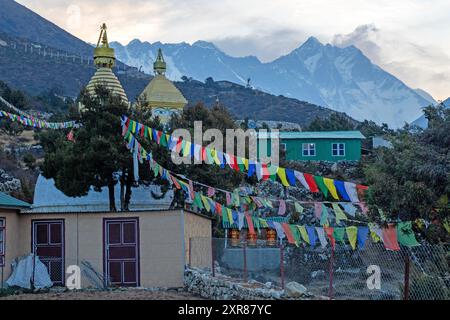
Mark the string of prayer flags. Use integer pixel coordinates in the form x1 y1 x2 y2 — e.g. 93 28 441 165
382 224 401 251
0 109 78 130
397 221 420 247
121 116 369 202
123 128 422 253
341 203 357 217
314 203 322 219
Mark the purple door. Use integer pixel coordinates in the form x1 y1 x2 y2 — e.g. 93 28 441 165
32 220 65 285
104 218 139 287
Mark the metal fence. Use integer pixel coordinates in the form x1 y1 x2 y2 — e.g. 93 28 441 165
189 237 449 300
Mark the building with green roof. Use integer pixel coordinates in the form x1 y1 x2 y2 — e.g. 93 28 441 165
0 192 30 210
258 131 366 162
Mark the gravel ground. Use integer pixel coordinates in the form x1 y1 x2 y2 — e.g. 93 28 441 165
0 288 204 300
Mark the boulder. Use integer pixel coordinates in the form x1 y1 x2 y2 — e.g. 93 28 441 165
285 281 308 298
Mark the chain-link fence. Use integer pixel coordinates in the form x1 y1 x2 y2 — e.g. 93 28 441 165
190 237 449 300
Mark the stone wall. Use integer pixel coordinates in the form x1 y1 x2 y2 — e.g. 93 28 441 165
184 268 319 300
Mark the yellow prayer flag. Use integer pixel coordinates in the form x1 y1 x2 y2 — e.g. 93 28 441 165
297 225 310 244
346 226 358 250
277 167 290 187
323 178 339 200
332 203 348 224
201 195 211 212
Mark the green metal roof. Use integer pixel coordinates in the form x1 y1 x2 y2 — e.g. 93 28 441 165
258 131 366 140
0 192 31 209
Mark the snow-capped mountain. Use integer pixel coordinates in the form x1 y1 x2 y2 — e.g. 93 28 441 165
111 37 432 128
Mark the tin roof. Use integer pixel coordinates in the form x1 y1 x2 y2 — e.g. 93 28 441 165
27 175 174 213
0 192 31 209
258 131 366 140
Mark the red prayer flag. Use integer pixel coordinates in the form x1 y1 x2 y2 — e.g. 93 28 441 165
246 214 256 235
382 224 400 251
281 223 296 245
303 173 319 193
324 226 335 249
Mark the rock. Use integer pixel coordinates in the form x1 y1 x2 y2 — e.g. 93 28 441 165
264 282 272 289
331 162 338 173
285 282 308 298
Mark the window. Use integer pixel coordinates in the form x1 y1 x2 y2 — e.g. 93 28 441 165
302 143 316 156
280 143 287 151
0 218 5 267
332 143 345 156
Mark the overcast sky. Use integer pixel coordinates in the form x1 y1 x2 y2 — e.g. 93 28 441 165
17 0 450 100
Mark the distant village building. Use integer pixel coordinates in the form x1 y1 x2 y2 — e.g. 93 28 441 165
258 131 366 162
0 25 210 289
139 48 188 124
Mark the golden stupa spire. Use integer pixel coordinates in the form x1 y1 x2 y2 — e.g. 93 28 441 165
94 23 115 68
154 48 167 75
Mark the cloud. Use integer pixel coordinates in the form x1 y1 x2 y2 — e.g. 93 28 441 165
16 0 450 99
332 24 450 99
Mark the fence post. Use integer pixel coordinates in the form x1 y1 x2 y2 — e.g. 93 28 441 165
280 244 285 290
211 238 215 277
403 252 410 300
188 237 192 268
328 245 335 300
243 242 248 283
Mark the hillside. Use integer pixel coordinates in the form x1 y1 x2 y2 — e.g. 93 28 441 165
0 33 350 127
0 0 93 56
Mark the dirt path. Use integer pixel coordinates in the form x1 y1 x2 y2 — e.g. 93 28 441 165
0 289 204 300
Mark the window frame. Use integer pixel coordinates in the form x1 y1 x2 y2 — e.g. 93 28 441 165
332 142 346 157
280 143 287 152
0 218 5 267
302 143 316 157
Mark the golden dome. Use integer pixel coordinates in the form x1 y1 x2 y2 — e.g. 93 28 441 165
139 49 187 109
86 67 129 104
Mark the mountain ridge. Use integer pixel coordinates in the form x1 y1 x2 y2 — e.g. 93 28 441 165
110 36 432 128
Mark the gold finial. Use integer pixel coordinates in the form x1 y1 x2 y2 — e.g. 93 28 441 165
154 48 167 75
94 23 115 68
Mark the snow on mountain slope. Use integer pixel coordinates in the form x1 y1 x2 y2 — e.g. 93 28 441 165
110 36 431 128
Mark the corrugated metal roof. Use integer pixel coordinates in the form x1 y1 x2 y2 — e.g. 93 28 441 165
258 131 366 140
27 175 174 213
0 192 31 209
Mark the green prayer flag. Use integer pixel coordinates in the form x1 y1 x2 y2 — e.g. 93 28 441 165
314 176 329 198
333 227 346 244
320 204 329 226
193 193 204 210
294 202 304 214
397 222 420 247
332 203 348 224
289 225 301 247
160 133 168 147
